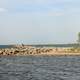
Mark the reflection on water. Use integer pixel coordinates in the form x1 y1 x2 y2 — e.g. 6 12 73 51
0 55 80 80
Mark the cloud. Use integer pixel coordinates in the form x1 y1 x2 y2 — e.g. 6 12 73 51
0 0 77 7
31 11 64 17
0 8 7 12
14 0 67 5
47 11 64 16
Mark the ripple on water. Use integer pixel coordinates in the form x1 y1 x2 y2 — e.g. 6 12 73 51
0 56 80 80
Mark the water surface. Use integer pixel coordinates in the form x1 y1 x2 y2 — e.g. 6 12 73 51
0 56 80 80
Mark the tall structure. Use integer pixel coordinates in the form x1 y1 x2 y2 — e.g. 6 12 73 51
77 32 80 44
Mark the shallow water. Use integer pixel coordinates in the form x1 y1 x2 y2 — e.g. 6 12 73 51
0 56 80 80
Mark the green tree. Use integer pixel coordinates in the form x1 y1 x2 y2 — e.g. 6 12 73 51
78 32 80 44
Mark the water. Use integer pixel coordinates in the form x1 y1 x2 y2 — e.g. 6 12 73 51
0 45 13 49
0 56 80 80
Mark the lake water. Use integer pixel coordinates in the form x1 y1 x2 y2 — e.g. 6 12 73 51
0 56 80 80
0 45 13 49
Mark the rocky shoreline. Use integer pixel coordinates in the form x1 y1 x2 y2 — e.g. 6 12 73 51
0 45 80 56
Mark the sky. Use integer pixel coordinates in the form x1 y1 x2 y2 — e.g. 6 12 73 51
0 0 80 44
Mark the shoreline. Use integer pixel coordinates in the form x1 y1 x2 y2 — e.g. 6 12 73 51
0 45 80 56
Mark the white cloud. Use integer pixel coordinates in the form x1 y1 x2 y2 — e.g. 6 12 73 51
14 0 66 5
47 11 64 16
0 0 77 7
31 11 64 17
0 8 7 12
